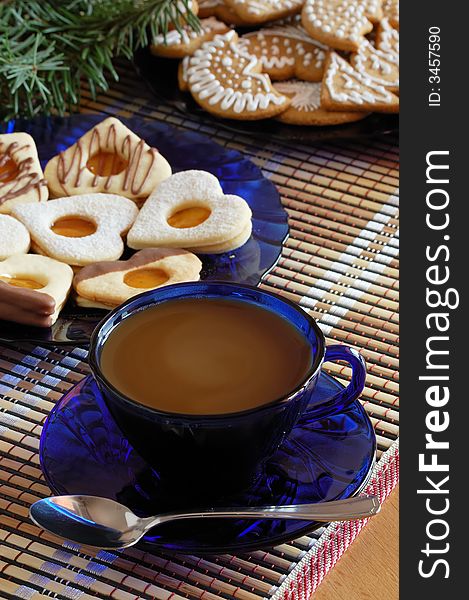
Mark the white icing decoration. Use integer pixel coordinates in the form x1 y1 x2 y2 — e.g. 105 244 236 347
325 53 397 105
274 80 321 111
243 21 327 73
352 40 399 88
153 18 227 47
186 31 287 113
302 0 373 47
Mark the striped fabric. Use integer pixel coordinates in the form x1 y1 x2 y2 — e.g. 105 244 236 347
0 60 399 599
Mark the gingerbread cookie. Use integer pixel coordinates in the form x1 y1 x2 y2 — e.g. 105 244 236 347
12 193 138 266
198 0 250 25
376 18 399 56
302 0 374 52
44 117 172 204
178 57 191 91
350 39 398 92
127 170 252 253
273 80 369 125
184 31 290 120
74 248 202 309
0 132 48 214
0 254 73 326
224 0 304 24
362 0 383 23
382 0 398 29
321 52 399 112
150 18 230 58
0 215 31 260
242 22 327 82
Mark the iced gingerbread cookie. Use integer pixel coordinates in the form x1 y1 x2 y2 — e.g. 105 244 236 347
128 170 252 254
242 22 327 82
0 132 48 214
0 254 73 326
150 18 230 58
376 18 399 56
184 31 290 120
44 117 172 204
198 0 251 24
382 0 398 29
74 248 202 309
0 215 30 260
302 0 375 52
12 193 138 267
350 39 398 92
273 81 369 125
321 52 399 112
224 0 304 25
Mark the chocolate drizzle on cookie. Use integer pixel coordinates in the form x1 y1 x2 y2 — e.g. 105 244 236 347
56 121 159 196
0 141 47 206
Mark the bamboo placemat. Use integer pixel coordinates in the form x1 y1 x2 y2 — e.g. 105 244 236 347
0 61 399 599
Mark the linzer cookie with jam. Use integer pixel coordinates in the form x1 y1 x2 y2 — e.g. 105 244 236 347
0 214 31 260
0 132 48 214
150 18 230 58
321 52 399 112
12 193 138 266
44 117 172 204
127 170 252 254
0 254 73 327
241 20 327 82
184 31 290 120
74 248 202 309
273 80 369 125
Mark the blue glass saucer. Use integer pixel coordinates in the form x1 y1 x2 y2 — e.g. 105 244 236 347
39 372 376 554
0 114 288 345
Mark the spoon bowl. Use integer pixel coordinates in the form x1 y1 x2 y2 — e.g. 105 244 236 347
30 494 380 549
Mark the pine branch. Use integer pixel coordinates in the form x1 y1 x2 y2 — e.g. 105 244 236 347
0 0 199 121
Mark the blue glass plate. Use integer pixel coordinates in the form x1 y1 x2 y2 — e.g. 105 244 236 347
39 372 376 554
0 114 288 345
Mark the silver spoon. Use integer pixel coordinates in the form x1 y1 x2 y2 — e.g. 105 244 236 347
30 494 380 549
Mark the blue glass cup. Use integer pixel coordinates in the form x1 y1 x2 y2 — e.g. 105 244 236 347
89 282 366 504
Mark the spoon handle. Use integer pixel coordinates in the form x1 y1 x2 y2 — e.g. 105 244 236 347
152 496 380 527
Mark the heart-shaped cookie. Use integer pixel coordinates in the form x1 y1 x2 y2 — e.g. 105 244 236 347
242 21 327 82
0 215 30 260
185 30 290 120
0 132 48 214
127 170 252 253
302 0 373 52
0 254 73 326
44 117 172 203
12 193 138 266
74 248 202 309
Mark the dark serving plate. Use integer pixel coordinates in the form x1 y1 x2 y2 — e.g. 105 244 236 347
133 46 399 144
0 114 288 345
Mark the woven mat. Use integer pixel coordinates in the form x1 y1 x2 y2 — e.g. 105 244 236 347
0 61 399 599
